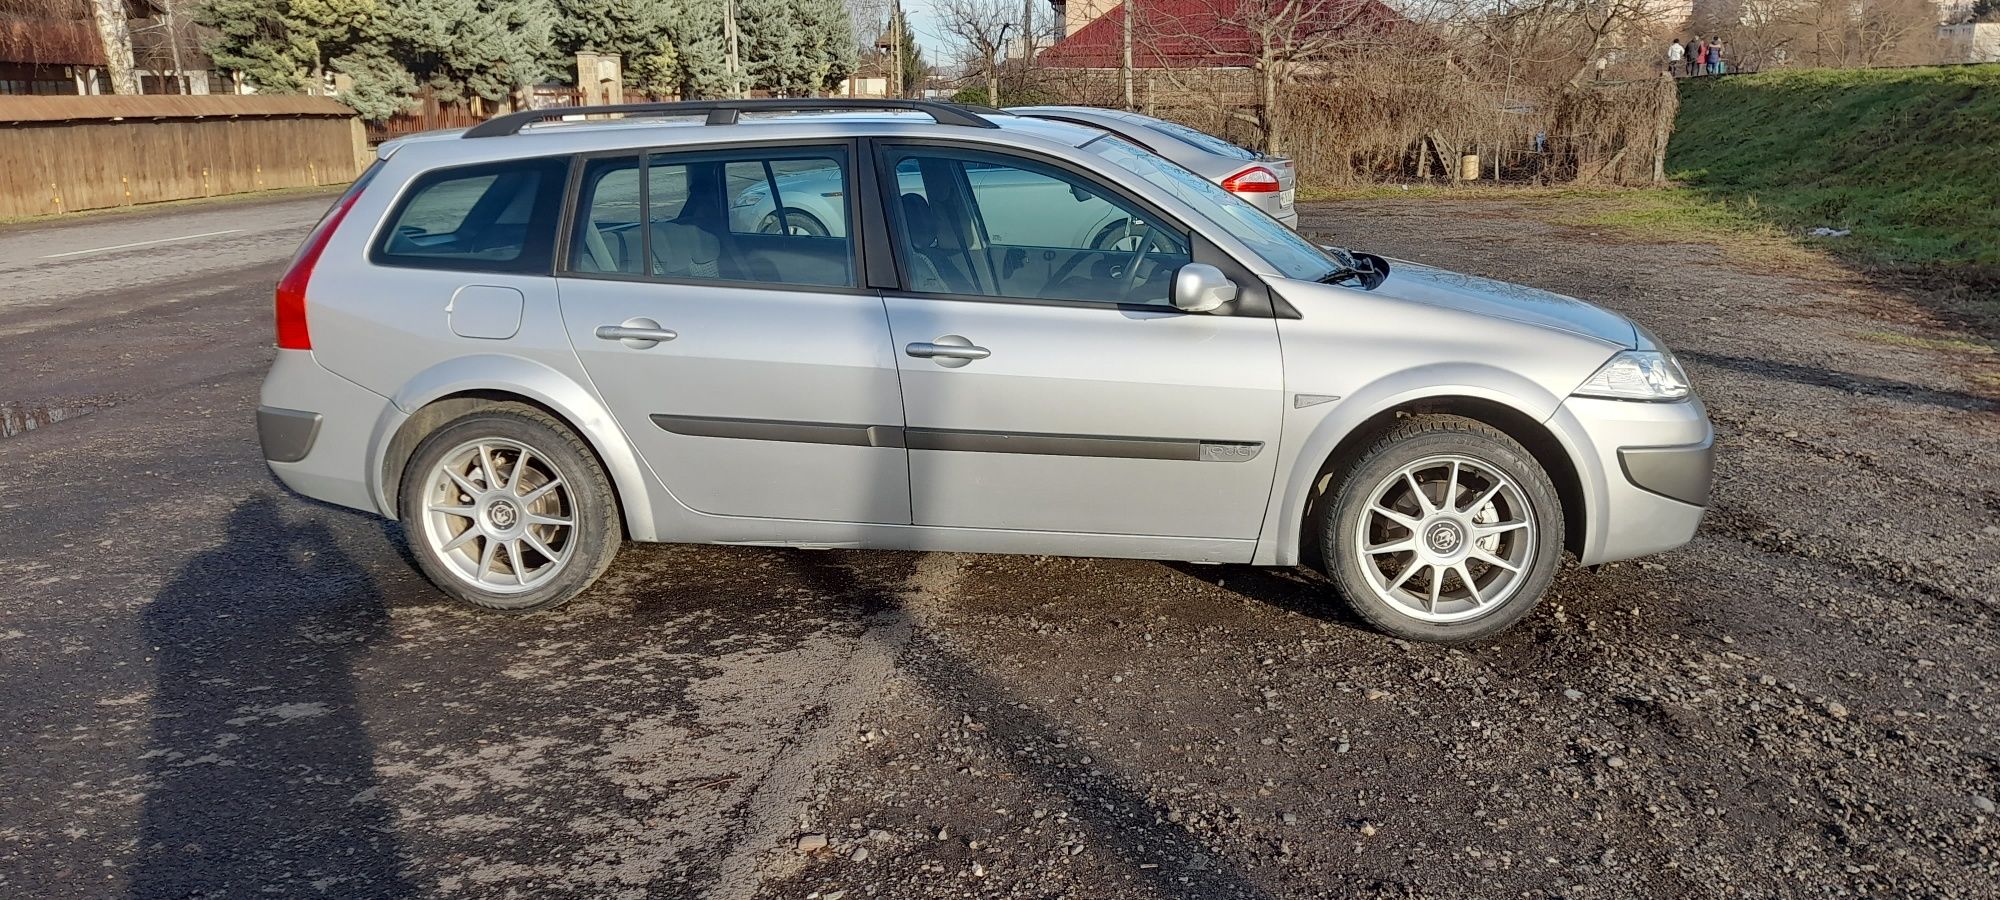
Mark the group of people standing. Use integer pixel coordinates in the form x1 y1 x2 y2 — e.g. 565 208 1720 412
1667 37 1726 76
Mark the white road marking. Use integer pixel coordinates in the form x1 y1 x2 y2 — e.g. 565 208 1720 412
41 229 245 259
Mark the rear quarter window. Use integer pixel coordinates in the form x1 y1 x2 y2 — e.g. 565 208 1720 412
372 157 569 274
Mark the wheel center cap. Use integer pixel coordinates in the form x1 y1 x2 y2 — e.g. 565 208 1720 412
487 498 519 530
1425 520 1465 556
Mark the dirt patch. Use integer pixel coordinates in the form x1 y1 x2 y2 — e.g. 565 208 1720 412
760 198 2000 899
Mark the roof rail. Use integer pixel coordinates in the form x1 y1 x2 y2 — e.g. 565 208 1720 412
462 98 1003 139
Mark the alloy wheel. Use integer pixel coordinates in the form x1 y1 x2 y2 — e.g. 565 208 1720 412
1351 454 1537 624
417 437 577 595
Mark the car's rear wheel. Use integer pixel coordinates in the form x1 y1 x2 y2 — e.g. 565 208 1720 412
399 407 621 612
757 209 829 237
1317 415 1564 644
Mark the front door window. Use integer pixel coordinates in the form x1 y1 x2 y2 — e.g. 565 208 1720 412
883 149 1191 306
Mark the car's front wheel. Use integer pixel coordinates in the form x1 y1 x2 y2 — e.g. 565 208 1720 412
1318 415 1564 644
398 406 621 612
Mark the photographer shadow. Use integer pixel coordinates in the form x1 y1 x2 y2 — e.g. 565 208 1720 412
128 496 413 898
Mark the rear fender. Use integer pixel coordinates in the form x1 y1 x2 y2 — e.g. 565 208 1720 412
377 354 660 541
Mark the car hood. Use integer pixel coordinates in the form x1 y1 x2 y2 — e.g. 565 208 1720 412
1367 259 1638 348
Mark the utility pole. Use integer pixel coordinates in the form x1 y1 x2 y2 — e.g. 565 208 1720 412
889 0 904 98
1020 0 1036 61
1121 0 1134 110
724 0 744 99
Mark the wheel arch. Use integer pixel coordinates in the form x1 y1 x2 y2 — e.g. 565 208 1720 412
375 355 660 541
1271 385 1589 569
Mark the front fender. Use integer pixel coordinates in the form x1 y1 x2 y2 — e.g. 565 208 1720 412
373 353 661 542
1253 364 1575 567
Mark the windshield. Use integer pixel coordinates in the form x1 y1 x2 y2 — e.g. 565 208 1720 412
1087 136 1338 282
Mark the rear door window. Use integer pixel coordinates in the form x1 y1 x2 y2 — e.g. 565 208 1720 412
374 157 567 273
566 146 855 289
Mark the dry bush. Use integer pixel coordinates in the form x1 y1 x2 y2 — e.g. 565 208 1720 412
1041 65 1677 188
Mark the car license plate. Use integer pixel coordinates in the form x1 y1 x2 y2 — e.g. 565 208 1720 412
1279 189 1294 209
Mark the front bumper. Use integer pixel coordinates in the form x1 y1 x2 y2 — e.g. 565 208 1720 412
1550 395 1714 565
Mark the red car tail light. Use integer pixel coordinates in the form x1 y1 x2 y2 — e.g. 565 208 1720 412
1220 165 1282 194
274 187 365 350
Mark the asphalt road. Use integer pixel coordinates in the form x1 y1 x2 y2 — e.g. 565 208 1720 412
2 191 1996 899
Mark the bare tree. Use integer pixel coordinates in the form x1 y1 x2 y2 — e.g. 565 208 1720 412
88 0 140 93
1140 0 1399 154
937 0 1016 104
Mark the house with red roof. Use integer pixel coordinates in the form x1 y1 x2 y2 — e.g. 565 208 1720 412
1038 0 1408 70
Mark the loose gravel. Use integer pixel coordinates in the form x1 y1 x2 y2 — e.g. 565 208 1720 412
762 197 2000 899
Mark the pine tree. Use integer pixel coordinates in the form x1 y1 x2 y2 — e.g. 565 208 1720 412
196 0 314 93
739 0 811 95
551 0 679 97
667 0 733 99
804 0 857 94
389 0 558 104
332 44 419 119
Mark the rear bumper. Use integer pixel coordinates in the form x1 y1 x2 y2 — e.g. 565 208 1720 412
256 406 322 463
1550 395 1714 565
259 349 400 516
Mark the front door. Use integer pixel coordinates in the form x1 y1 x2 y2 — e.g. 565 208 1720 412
559 145 910 524
877 145 1284 539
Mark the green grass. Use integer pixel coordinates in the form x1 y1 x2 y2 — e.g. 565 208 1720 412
1670 65 2000 278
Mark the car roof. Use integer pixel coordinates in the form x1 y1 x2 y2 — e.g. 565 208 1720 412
379 109 1109 167
1007 106 1250 177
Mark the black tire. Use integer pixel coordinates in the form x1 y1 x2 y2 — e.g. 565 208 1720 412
757 208 829 236
398 405 621 613
1316 415 1564 644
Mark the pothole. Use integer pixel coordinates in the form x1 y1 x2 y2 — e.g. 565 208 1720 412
0 399 114 439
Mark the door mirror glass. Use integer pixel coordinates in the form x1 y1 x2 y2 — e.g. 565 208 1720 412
1172 263 1237 313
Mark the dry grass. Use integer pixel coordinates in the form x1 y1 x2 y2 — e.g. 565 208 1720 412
1308 185 1828 271
1855 330 1997 355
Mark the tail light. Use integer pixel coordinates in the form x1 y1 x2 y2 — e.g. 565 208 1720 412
1220 165 1282 194
275 186 365 350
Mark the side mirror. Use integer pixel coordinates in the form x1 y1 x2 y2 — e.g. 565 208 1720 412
1172 263 1237 313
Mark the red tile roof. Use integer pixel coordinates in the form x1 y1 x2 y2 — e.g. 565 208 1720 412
1039 0 1406 69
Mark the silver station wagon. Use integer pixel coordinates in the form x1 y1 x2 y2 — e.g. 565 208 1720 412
259 99 1712 644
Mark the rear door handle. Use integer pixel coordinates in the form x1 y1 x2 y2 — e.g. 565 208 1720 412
595 317 677 349
905 334 989 368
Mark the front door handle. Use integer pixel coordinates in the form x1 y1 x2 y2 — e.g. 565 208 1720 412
595 317 677 349
905 334 989 368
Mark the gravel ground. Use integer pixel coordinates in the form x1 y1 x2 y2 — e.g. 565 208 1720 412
760 198 2000 900
2 194 1995 899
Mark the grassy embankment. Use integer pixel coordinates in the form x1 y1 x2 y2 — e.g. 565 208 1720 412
1305 65 2000 332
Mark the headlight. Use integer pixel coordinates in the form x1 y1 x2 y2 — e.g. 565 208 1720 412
1574 350 1691 401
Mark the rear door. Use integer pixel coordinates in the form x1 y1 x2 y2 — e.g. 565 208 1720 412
557 143 910 524
875 143 1284 540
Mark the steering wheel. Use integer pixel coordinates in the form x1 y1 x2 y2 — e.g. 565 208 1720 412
1040 219 1165 300
1115 225 1169 301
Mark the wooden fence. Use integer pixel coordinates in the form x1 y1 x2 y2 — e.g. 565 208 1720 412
0 95 368 218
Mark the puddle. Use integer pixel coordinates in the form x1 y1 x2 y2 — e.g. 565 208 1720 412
0 400 111 439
